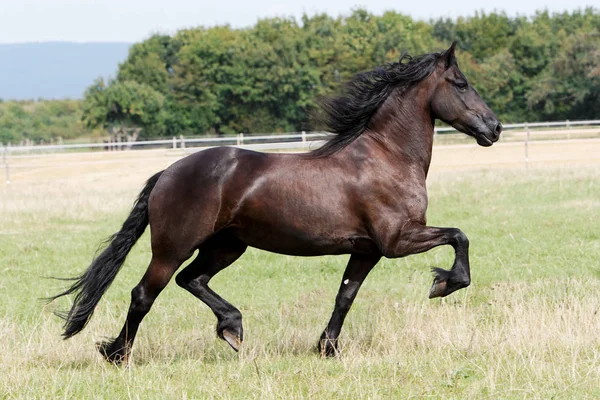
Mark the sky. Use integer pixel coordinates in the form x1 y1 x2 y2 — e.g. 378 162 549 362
0 0 595 44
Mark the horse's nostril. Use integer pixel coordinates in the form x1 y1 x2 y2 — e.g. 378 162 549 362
495 123 503 136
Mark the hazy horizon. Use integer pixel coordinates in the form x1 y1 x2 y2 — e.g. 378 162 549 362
0 42 130 100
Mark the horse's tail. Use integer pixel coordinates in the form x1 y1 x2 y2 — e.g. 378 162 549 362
49 170 164 339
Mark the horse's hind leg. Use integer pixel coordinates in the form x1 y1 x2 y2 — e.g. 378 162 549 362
175 231 247 351
97 256 181 364
319 254 381 357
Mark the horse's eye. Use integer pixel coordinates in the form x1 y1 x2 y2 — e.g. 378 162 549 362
456 81 468 92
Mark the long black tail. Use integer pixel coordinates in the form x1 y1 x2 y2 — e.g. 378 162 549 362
49 170 164 339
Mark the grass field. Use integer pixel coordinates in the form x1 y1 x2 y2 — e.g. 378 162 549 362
1 141 600 399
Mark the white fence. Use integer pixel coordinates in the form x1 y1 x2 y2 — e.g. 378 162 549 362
2 119 600 184
2 119 600 155
2 132 329 153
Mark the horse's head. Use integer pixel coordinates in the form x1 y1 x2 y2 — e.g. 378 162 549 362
429 42 502 146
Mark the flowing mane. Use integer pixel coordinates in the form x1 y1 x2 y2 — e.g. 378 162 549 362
312 51 442 157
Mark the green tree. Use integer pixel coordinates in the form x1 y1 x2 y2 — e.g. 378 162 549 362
76 7 600 138
434 11 518 60
0 100 88 144
81 79 166 143
169 27 236 135
527 29 599 119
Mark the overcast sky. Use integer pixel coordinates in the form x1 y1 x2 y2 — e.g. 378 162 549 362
0 0 595 43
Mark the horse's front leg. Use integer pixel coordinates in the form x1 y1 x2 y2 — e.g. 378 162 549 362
387 222 471 298
319 253 381 357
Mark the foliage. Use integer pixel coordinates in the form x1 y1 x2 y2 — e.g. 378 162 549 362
91 6 600 135
0 99 89 144
526 29 600 119
1 8 598 143
81 79 166 140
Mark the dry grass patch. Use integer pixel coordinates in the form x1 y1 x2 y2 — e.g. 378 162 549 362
1 150 599 398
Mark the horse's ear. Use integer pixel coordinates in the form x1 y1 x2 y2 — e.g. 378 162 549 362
442 41 457 69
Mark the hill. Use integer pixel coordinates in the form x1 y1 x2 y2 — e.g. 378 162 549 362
0 42 130 100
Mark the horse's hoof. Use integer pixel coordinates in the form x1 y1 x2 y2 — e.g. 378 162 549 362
318 339 339 358
428 279 447 299
221 329 242 352
96 340 128 365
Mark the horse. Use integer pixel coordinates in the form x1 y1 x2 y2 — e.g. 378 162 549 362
50 42 502 363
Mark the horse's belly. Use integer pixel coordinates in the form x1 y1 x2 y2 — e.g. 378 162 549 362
232 225 376 256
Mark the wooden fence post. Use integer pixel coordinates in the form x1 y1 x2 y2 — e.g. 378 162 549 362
524 122 530 169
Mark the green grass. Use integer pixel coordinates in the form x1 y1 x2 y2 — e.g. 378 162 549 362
1 164 599 399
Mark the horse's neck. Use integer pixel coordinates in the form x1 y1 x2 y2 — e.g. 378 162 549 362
354 88 435 176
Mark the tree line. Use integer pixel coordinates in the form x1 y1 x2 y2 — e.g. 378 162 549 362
1 8 598 144
0 99 90 144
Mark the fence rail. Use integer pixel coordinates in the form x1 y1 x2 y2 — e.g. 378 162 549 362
2 120 599 155
2 119 600 184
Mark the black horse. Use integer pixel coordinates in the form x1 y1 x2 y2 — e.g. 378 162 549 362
51 42 502 363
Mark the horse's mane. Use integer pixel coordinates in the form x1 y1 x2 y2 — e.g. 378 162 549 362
311 51 442 157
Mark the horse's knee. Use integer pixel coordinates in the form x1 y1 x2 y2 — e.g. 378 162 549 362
450 228 469 249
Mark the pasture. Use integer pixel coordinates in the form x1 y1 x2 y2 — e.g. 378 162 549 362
1 140 600 398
